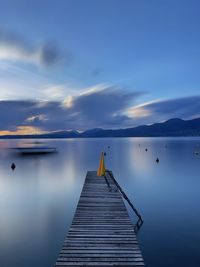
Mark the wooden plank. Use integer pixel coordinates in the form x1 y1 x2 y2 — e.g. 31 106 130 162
55 171 144 266
55 263 145 266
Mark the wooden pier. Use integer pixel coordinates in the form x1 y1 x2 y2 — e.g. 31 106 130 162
55 171 144 266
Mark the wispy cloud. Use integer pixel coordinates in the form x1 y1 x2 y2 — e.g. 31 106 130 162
0 28 72 67
127 96 200 124
0 126 46 135
42 85 66 100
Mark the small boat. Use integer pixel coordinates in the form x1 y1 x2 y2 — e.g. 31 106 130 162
16 146 57 155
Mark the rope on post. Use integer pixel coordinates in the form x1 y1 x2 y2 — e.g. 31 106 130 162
106 170 143 223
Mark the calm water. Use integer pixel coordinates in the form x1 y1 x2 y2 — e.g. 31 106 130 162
0 138 200 267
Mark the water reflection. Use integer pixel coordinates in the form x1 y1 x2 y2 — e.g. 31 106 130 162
134 218 144 234
0 138 200 267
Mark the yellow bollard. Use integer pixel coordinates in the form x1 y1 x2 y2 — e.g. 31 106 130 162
97 152 106 176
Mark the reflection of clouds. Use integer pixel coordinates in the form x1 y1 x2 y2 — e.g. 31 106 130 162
1 138 200 267
0 140 11 149
0 139 84 251
128 138 155 176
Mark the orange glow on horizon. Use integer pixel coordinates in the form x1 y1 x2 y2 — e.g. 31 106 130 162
0 126 46 135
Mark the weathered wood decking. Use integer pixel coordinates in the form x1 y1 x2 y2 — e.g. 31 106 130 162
55 171 144 266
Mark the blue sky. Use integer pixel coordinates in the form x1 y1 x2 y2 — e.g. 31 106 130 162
0 0 200 133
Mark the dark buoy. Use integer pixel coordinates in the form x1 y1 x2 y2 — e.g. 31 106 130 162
11 162 16 170
104 152 107 156
156 158 159 163
145 148 148 152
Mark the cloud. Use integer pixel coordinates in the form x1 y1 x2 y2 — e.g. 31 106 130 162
0 86 142 132
42 84 65 100
26 114 48 123
91 68 102 77
0 126 46 135
127 96 200 124
0 88 199 134
0 100 37 131
69 85 142 128
0 28 70 67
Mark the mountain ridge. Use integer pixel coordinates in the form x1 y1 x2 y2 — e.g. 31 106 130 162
0 118 200 138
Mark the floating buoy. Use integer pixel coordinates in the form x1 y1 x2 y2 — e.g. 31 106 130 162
156 158 159 163
194 151 199 155
104 152 107 156
145 148 148 152
11 162 16 170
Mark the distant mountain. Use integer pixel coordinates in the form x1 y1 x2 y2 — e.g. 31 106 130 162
44 130 79 138
0 118 200 139
80 118 200 137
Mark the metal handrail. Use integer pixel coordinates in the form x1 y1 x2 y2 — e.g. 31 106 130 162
106 170 143 223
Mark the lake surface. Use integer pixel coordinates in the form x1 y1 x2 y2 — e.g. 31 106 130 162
0 137 200 267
